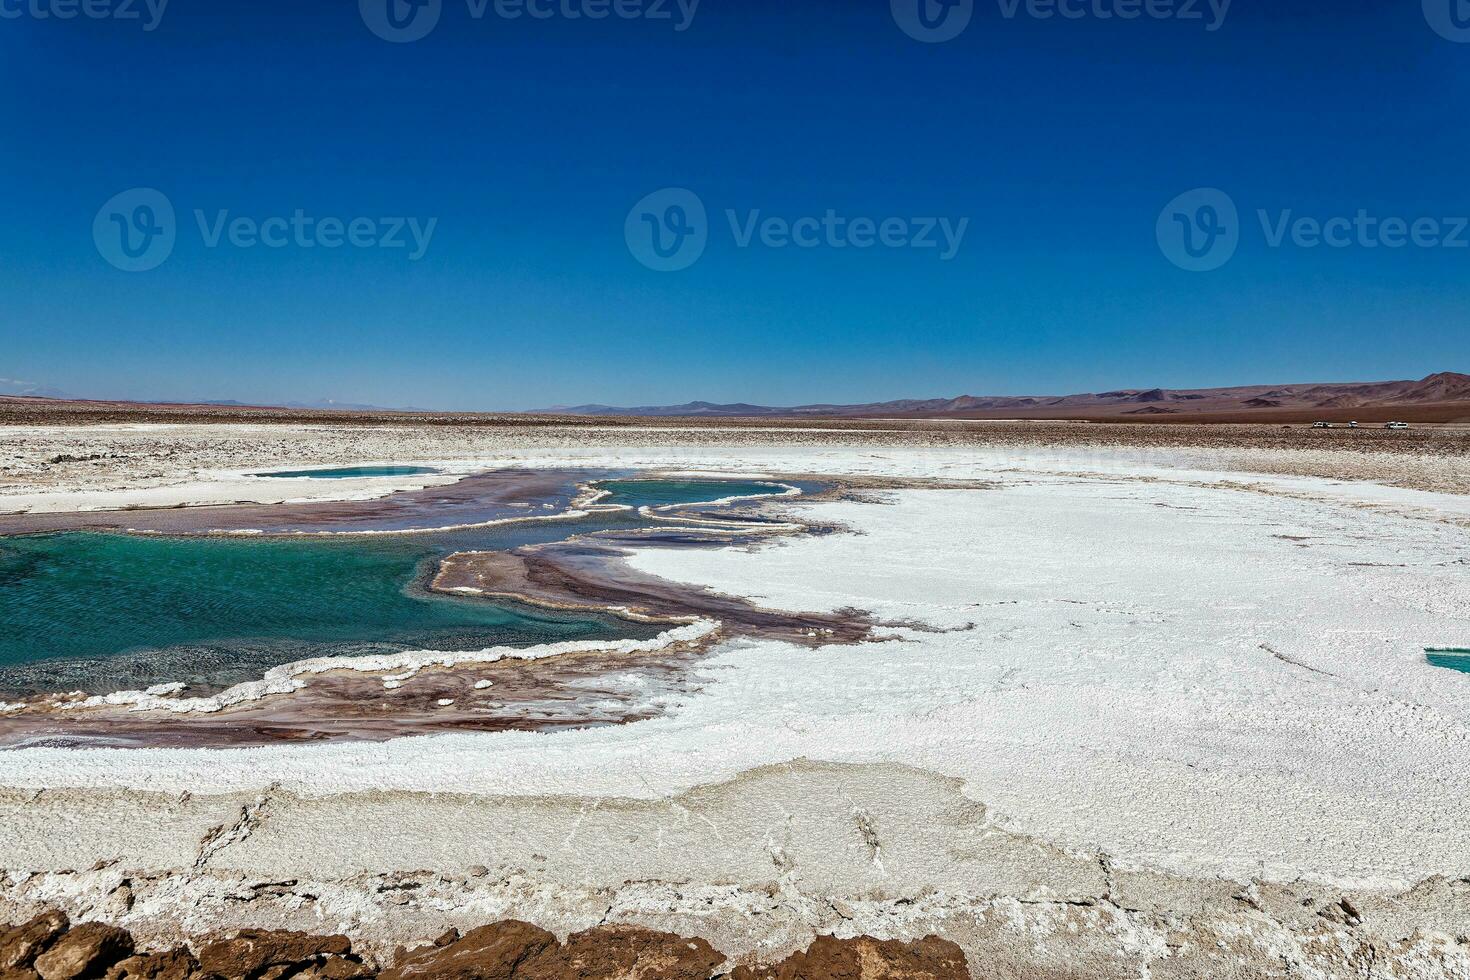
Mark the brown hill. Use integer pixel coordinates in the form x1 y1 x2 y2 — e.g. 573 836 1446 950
552 373 1470 423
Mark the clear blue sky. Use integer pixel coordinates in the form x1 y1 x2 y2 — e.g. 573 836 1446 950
2 0 1467 409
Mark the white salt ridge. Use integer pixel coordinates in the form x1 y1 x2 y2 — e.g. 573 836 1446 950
652 482 801 511
631 482 805 531
66 619 718 715
635 505 803 533
2 457 467 516
205 506 600 538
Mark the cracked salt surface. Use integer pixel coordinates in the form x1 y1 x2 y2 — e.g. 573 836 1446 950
4 457 1470 890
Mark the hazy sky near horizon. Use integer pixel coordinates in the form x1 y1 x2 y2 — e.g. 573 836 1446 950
2 0 1468 409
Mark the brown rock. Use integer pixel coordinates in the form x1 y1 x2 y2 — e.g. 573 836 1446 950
731 935 969 980
0 913 70 971
519 926 724 980
288 956 373 980
33 924 135 980
0 969 42 980
379 922 555 980
104 949 198 980
195 931 351 980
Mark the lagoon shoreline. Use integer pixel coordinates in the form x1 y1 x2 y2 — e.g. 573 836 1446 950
0 474 832 745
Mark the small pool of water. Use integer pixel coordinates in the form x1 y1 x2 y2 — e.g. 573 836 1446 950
254 465 441 479
1426 649 1470 674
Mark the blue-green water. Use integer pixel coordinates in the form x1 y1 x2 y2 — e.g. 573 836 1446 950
0 478 800 696
1426 649 1470 674
255 465 441 479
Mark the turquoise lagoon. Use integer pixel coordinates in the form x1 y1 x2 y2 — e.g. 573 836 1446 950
0 478 801 697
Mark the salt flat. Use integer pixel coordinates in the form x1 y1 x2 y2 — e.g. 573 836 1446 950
5 447 1469 887
4 427 1470 975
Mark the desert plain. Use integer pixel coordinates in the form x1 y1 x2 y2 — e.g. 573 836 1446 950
1 408 1469 979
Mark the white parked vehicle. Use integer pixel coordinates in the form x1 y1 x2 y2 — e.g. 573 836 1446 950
1312 421 1332 428
1386 421 1410 430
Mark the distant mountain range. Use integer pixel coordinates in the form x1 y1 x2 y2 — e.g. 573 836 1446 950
0 378 82 400
5 373 1468 423
547 373 1470 421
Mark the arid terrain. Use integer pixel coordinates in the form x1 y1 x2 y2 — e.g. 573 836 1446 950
2 399 1468 496
2 412 1469 979
549 370 1470 422
5 370 1470 425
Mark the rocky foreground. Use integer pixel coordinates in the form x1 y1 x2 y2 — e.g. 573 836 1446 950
0 912 967 980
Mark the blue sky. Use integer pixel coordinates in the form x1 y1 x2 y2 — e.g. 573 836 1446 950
2 0 1467 409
